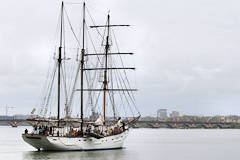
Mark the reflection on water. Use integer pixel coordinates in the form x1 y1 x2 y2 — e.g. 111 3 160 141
23 149 125 160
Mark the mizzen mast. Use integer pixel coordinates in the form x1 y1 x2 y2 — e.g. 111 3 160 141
57 1 64 127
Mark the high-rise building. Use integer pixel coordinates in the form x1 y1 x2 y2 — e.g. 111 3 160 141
157 109 168 120
170 111 180 118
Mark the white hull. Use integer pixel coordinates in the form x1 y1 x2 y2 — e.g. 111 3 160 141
22 131 128 151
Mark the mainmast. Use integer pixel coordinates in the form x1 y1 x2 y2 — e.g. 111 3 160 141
80 2 86 132
57 1 64 127
103 15 110 122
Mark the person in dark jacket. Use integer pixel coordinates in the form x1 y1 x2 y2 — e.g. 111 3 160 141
49 126 53 135
25 128 28 134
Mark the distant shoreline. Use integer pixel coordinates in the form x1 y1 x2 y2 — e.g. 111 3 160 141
1 124 240 129
1 119 240 129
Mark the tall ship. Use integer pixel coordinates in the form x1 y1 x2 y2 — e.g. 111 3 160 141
22 1 140 151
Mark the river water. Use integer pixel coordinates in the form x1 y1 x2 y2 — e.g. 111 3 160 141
0 126 240 160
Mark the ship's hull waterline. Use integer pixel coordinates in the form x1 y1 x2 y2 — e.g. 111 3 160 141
22 131 128 151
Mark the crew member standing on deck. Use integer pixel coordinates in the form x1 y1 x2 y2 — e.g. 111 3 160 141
117 117 123 127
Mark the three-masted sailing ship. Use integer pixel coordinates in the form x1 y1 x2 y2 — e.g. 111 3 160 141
22 1 140 151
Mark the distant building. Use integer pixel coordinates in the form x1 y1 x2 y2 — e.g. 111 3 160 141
139 116 156 121
0 114 38 120
157 109 168 120
0 116 14 120
170 111 180 118
225 115 240 123
13 114 29 120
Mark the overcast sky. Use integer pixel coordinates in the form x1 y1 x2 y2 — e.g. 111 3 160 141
1 0 240 116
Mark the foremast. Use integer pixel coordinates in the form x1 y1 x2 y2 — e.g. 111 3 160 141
89 16 135 124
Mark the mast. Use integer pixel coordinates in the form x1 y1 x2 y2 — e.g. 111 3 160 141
103 14 110 122
80 2 86 132
81 15 135 123
57 1 64 127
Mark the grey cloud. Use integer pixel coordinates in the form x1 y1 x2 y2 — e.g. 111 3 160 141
1 0 240 116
